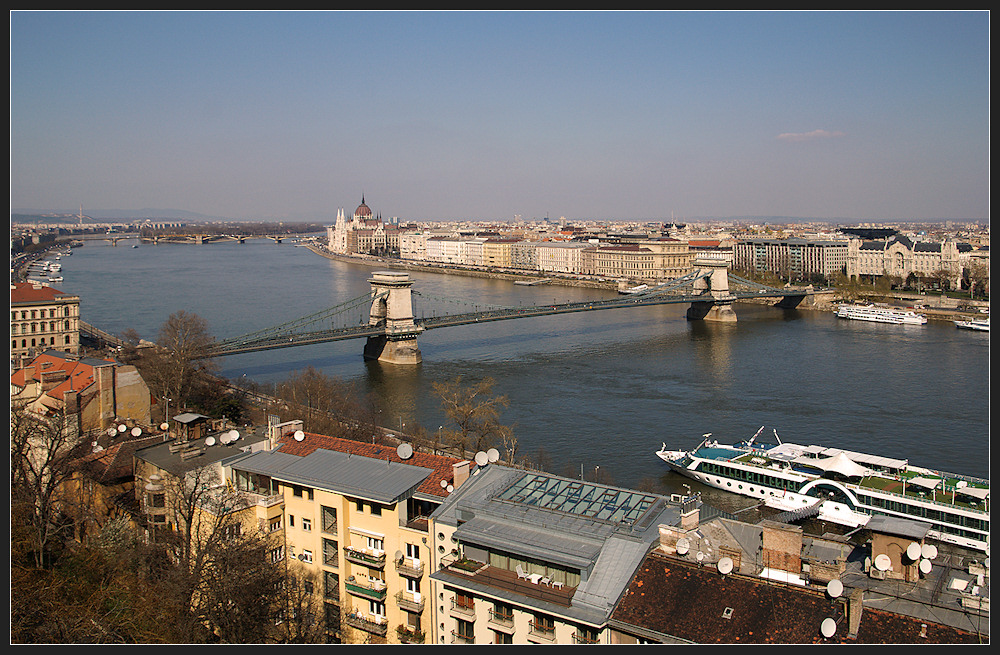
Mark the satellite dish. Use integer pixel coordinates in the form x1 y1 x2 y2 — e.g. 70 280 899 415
107 427 117 436
874 554 892 571
696 551 705 562
474 451 488 466
205 436 216 446
906 542 922 561
717 557 733 574
440 479 448 489
921 543 938 560
446 485 454 493
131 426 142 437
294 430 305 441
826 579 843 598
820 618 837 638
486 448 500 463
394 550 404 562
117 424 127 433
397 443 413 459
229 430 240 441
919 558 932 575
160 422 169 431
676 537 690 555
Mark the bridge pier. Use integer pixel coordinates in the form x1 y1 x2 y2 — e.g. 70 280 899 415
364 272 424 365
686 254 738 322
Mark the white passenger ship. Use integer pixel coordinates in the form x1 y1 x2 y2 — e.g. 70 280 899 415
836 304 927 325
656 428 989 552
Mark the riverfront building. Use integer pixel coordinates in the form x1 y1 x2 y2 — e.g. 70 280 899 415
328 196 403 256
846 235 974 288
10 281 81 367
428 465 702 645
733 237 849 282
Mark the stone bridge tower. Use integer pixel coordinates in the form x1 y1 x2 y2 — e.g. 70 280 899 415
686 253 738 322
363 272 424 364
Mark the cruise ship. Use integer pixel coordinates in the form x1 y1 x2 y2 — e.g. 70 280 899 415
656 428 989 552
836 304 927 325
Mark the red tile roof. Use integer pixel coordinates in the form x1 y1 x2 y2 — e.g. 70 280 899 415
276 431 467 499
10 281 79 304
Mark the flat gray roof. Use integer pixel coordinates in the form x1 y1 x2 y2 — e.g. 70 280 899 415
232 447 434 505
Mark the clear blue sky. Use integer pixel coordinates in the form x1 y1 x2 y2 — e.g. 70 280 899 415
10 10 989 223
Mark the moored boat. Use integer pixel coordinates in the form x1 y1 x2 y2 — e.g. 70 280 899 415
954 317 989 332
656 427 989 552
836 304 927 325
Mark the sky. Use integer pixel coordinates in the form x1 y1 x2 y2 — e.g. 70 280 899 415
9 10 990 223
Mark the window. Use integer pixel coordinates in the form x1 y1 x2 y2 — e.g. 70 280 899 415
289 515 295 527
269 546 285 563
301 549 314 564
323 538 339 567
456 619 475 642
370 503 382 516
302 517 312 532
321 505 338 534
368 599 386 619
366 536 384 552
323 570 340 601
270 518 282 532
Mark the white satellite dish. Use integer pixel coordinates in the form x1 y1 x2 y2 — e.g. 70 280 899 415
474 451 488 466
117 424 127 433
293 430 305 441
107 427 117 436
229 430 240 441
826 579 843 598
676 537 690 555
446 485 454 493
205 436 216 446
131 426 142 437
921 543 938 560
696 551 705 562
717 557 733 575
906 542 922 561
396 443 413 460
874 554 892 571
486 448 500 463
440 479 448 489
919 558 932 575
820 618 837 638
160 422 169 431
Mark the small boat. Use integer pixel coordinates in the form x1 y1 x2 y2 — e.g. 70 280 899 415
835 304 927 325
619 284 649 295
954 317 989 332
656 427 989 552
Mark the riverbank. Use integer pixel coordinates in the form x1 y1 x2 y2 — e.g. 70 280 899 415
303 244 986 324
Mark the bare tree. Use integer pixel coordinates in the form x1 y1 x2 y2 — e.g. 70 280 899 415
432 376 513 456
272 366 381 441
10 404 91 568
137 310 218 412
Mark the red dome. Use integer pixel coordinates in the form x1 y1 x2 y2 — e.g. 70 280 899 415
355 195 372 218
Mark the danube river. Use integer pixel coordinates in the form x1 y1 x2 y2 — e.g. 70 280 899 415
52 237 990 504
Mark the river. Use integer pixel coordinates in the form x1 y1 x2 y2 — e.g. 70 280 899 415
49 236 990 507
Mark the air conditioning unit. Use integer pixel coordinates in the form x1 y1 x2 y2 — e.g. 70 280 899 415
869 568 886 580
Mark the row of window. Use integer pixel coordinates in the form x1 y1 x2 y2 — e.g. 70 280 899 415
13 335 73 350
11 320 73 334
12 306 74 320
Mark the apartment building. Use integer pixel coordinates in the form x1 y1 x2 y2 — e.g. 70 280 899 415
846 235 974 287
11 281 81 367
428 464 702 645
733 237 849 281
536 242 588 274
225 427 470 644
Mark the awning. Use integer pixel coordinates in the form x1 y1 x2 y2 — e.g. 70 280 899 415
956 485 989 500
908 476 942 491
800 451 869 478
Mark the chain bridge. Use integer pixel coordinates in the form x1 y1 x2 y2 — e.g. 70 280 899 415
207 255 811 364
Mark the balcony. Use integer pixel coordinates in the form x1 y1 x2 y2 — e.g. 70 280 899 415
345 576 387 602
487 609 515 634
395 557 424 579
394 590 425 614
448 598 476 620
450 630 475 645
528 620 556 643
395 625 425 644
343 545 386 568
439 562 576 607
344 611 388 637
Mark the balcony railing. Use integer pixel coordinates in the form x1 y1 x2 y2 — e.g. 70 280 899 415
450 630 475 644
394 590 425 614
487 608 515 633
345 577 387 601
449 598 476 619
343 545 386 568
344 612 388 637
395 557 425 579
528 620 556 642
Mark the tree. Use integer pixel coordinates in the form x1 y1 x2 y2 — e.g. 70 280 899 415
271 366 381 441
137 310 218 413
10 404 91 568
432 376 513 457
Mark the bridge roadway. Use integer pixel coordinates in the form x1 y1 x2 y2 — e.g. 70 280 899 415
207 277 807 358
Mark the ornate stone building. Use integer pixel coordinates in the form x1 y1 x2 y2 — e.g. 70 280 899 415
328 196 401 256
846 235 974 287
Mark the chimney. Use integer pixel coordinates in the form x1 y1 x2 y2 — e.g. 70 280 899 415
760 520 803 575
452 460 471 488
680 504 700 531
847 587 863 638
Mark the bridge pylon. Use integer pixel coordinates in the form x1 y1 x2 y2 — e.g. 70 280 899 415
686 253 738 322
363 272 424 365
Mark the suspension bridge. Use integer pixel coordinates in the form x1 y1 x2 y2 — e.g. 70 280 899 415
205 254 812 364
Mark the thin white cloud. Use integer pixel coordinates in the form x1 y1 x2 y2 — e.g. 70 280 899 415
776 129 846 142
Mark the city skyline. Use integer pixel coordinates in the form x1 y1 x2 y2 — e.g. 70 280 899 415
10 10 989 223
